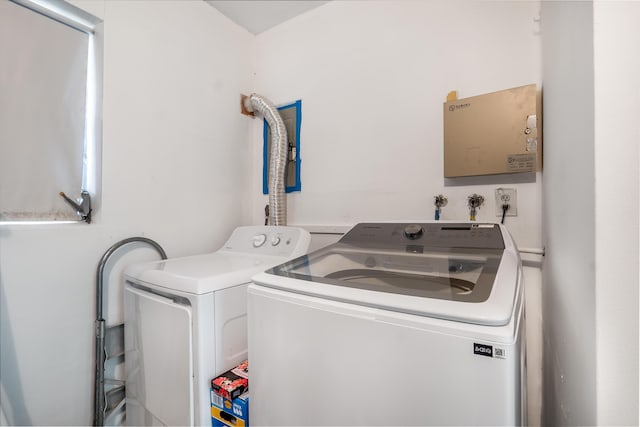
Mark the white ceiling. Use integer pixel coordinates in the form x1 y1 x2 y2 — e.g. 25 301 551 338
206 1 329 35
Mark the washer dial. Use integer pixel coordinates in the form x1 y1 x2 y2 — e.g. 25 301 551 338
252 233 267 248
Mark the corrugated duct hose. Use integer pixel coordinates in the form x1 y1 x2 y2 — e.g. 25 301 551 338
242 93 288 226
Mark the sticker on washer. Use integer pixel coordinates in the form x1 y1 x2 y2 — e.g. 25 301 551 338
473 343 506 359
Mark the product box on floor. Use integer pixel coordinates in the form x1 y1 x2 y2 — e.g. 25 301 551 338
211 360 249 401
211 360 249 427
211 391 249 427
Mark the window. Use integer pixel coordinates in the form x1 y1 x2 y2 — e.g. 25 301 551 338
0 0 102 222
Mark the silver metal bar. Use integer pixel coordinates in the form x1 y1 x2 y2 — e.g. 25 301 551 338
9 0 102 34
93 237 167 426
104 385 126 415
105 323 124 360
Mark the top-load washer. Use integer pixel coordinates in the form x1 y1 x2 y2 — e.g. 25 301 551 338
123 225 310 426
248 222 525 426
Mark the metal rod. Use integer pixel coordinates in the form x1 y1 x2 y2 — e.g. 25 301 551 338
93 237 167 426
94 320 105 426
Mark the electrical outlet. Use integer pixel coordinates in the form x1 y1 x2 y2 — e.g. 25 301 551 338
495 188 517 217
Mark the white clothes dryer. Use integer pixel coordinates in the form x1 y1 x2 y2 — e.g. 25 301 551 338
123 226 310 426
249 222 525 426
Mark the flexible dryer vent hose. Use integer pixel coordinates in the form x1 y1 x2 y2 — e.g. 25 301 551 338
244 93 288 226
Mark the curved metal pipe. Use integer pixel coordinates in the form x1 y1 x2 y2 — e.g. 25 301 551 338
93 237 167 426
245 93 288 226
95 237 167 319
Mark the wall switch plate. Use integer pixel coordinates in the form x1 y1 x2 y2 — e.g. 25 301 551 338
495 188 517 216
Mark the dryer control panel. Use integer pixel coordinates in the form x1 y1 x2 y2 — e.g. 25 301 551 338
221 225 311 258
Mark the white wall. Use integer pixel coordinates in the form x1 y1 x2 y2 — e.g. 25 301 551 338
540 3 596 424
250 0 544 250
542 1 639 425
0 1 254 424
593 1 639 424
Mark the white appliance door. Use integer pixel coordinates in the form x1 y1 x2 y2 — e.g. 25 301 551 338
248 284 521 426
125 285 194 426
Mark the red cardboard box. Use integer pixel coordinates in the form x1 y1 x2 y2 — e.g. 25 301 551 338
211 360 248 401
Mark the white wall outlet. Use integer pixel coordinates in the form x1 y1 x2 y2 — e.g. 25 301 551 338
495 188 517 216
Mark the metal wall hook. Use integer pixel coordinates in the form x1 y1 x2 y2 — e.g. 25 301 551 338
60 190 92 223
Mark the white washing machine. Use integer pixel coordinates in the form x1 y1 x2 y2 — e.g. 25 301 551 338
123 225 310 426
249 222 526 426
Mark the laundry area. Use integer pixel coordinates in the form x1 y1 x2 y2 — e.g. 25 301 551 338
0 1 638 427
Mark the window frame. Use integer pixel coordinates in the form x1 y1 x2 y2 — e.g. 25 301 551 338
1 0 103 224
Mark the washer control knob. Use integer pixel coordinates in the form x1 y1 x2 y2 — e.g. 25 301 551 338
271 236 281 246
252 233 267 248
404 224 424 240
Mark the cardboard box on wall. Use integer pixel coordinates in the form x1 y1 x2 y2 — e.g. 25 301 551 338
443 84 542 178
